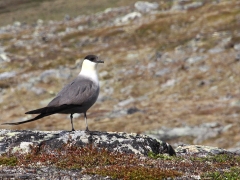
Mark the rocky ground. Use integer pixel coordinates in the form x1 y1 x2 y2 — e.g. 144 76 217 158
0 0 240 152
0 130 239 179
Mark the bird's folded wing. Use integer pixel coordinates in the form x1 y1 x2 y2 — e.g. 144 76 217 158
48 77 97 106
25 107 50 114
26 104 81 114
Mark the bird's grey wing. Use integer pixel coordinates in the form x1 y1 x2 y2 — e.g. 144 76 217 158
25 76 97 115
48 76 97 107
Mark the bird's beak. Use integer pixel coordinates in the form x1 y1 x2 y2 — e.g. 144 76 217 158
97 60 104 63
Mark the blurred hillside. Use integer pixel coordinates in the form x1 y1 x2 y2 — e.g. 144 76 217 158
0 0 158 26
0 0 240 150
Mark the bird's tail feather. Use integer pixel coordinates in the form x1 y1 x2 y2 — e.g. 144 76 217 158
2 104 82 125
2 114 48 125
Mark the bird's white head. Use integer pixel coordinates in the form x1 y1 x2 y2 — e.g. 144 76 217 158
79 55 104 83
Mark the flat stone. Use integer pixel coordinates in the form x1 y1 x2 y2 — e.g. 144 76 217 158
0 71 16 80
134 1 159 13
118 97 135 107
234 43 240 51
115 12 142 25
145 122 229 144
155 68 170 76
175 144 228 155
0 130 175 156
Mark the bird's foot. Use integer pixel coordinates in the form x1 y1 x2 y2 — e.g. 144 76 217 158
85 127 90 132
71 128 75 131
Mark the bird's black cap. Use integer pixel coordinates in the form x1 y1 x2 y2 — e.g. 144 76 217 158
84 55 104 63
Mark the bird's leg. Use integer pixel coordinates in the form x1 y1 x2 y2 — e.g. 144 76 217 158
70 113 75 131
84 112 89 132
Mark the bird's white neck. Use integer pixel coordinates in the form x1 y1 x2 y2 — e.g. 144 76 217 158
79 60 99 83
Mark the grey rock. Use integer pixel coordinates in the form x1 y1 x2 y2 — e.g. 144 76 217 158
234 43 240 51
186 56 205 64
184 2 203 10
30 86 46 95
230 100 240 107
126 53 139 60
145 122 230 144
103 6 129 14
40 69 59 83
0 71 16 80
108 109 128 118
147 62 156 69
120 85 133 94
199 65 209 72
171 4 183 11
13 21 21 27
118 97 135 107
161 79 176 88
99 71 109 78
134 1 159 13
64 14 71 21
58 66 72 80
127 107 141 114
155 51 162 61
155 68 170 76
0 130 175 156
235 53 240 61
228 142 240 155
0 53 10 62
57 31 67 37
171 1 203 11
175 144 228 155
39 68 71 84
159 52 175 64
65 27 77 34
115 12 142 25
13 39 27 48
0 47 10 62
77 25 84 31
37 19 44 26
102 86 114 95
208 47 224 54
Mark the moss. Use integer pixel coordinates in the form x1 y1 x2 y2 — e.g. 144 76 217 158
192 154 240 163
148 151 172 160
11 144 182 179
0 156 17 166
202 167 240 179
2 143 240 179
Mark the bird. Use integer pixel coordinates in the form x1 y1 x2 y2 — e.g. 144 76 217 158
2 55 104 131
